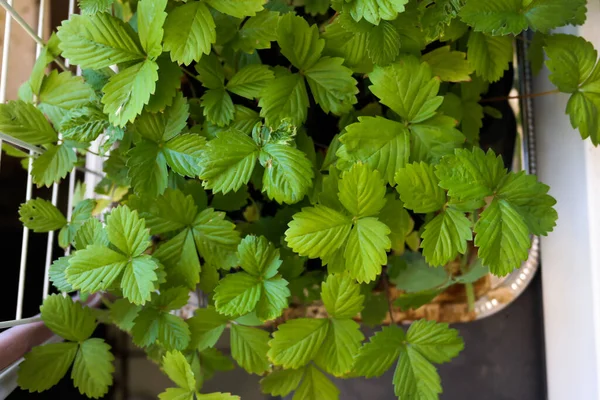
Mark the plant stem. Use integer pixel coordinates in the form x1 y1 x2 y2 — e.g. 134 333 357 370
180 66 202 84
480 89 560 103
382 270 396 325
460 253 476 312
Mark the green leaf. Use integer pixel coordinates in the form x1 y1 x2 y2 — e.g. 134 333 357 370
32 144 77 187
19 198 66 232
230 324 270 374
38 71 96 124
194 53 225 88
545 34 597 93
137 0 167 59
58 13 144 69
67 245 129 292
211 187 249 211
153 287 190 310
293 364 339 400
78 0 114 14
256 276 290 321
71 338 114 398
187 307 228 351
199 130 259 193
106 205 150 256
202 89 235 127
131 308 161 347
421 208 472 266
409 113 465 163
367 21 400 66
0 100 57 145
322 19 371 73
59 199 96 248
226 64 274 99
49 256 74 292
102 59 159 126
205 0 264 18
406 319 464 364
467 32 513 83
268 318 329 368
237 235 281 278
345 217 390 283
346 0 408 25
395 162 446 213
121 255 159 304
459 0 586 35
196 393 240 400
147 57 184 112
305 57 357 115
422 46 474 82
192 208 241 269
162 350 196 391
260 143 314 204
231 10 279 53
496 171 558 235
214 273 262 317
566 91 600 144
337 116 410 184
135 93 189 142
285 204 352 259
163 2 215 65
369 57 442 123
277 13 323 70
315 319 363 377
321 273 364 319
338 163 386 218
260 368 304 397
259 73 309 126
40 294 96 341
153 229 201 289
475 198 531 276
354 325 405 377
138 189 197 235
157 313 191 351
393 346 441 399
18 342 78 393
435 147 506 203
379 194 413 252
60 106 109 143
127 140 168 197
163 134 206 177
158 388 194 400
110 298 141 331
388 252 449 292
394 289 442 311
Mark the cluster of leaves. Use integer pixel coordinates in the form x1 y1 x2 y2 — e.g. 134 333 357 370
8 0 593 398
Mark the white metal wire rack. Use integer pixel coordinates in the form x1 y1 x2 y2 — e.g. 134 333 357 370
0 0 104 396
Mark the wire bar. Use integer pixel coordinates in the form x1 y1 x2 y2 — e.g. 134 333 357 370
16 153 34 320
0 316 42 329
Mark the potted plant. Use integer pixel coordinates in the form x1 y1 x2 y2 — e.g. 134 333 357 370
3 0 594 398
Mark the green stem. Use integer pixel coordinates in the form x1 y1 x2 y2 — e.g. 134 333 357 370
460 253 475 312
180 66 202 84
382 269 396 325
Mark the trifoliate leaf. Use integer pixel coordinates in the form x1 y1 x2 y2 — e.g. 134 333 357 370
205 0 264 18
59 199 96 248
475 198 530 276
231 10 279 53
337 116 410 184
256 276 290 321
459 0 586 35
388 252 449 292
496 171 558 235
467 32 512 83
131 308 161 347
260 143 314 204
57 13 145 69
153 229 201 289
346 0 408 25
60 106 109 143
409 113 465 163
277 13 323 70
545 34 596 93
71 338 114 398
106 205 150 256
153 287 190 311
19 198 67 232
18 342 78 393
566 91 600 145
199 130 259 193
293 364 339 400
285 204 352 259
31 144 77 187
79 0 114 14
393 346 441 399
136 190 196 235
322 19 372 73
421 208 472 266
213 273 262 317
162 350 196 391
194 53 224 89
406 319 464 364
202 89 235 127
230 324 270 375
127 140 168 197
305 57 358 115
344 217 390 283
435 147 506 203
147 57 183 112
163 134 206 177
369 57 442 123
259 73 309 126
110 298 141 331
40 294 96 342
157 313 191 351
226 64 274 99
192 208 241 269
395 162 446 213
367 20 400 66
0 100 57 145
321 273 364 319
268 318 329 369
315 319 363 377
354 325 405 378
338 163 386 218
137 0 167 59
67 245 129 292
38 71 96 125
163 2 215 65
49 256 74 292
102 59 159 127
187 307 228 351
260 368 304 397
121 255 160 304
422 46 474 82
238 235 281 278
135 93 189 143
